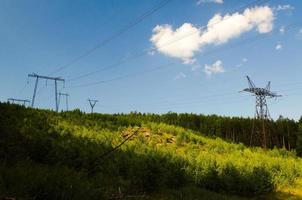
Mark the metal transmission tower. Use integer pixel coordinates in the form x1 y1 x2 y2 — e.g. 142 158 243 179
7 98 30 106
88 99 98 113
58 92 69 111
242 76 281 148
28 73 65 112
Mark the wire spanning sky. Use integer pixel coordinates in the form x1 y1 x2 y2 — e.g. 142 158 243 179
0 0 302 119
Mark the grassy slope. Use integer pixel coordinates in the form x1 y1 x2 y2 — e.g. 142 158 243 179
0 103 301 199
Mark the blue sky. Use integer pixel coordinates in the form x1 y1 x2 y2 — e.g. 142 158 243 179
0 0 302 119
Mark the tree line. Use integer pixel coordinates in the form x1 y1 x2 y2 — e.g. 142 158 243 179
78 111 302 155
2 102 302 154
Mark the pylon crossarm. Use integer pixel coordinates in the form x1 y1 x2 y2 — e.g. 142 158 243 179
7 98 31 106
28 73 65 111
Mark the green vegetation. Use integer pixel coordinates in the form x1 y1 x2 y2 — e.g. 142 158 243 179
0 103 302 199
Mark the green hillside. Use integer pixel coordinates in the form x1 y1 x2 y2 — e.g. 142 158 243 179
0 103 301 199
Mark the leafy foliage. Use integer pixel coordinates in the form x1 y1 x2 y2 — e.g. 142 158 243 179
0 103 301 199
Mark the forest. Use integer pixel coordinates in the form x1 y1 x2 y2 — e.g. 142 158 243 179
0 102 302 199
70 111 302 153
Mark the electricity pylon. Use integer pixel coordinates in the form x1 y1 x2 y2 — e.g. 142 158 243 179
241 76 281 148
7 98 30 106
28 73 65 112
58 92 69 111
88 99 98 113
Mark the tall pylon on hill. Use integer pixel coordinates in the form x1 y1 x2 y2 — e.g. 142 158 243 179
241 76 281 148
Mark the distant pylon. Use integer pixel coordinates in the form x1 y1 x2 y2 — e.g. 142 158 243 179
7 98 30 106
88 99 98 113
241 76 281 148
58 92 69 111
28 73 65 112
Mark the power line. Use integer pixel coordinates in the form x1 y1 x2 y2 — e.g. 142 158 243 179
142 0 272 60
28 79 302 114
91 86 302 114
89 127 141 174
68 81 302 113
12 0 271 107
17 83 28 97
65 0 271 83
97 127 141 160
85 83 302 112
30 79 66 110
111 92 239 108
66 49 150 82
66 62 174 88
66 21 301 89
28 73 65 112
15 0 302 115
98 96 251 112
58 92 70 111
97 85 302 113
48 0 173 76
96 92 246 109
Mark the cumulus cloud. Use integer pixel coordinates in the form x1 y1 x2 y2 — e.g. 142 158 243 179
197 0 223 5
275 43 282 50
174 72 187 80
150 6 274 63
150 23 202 64
204 60 225 75
275 4 294 11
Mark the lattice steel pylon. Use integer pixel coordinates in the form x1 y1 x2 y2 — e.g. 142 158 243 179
241 76 281 148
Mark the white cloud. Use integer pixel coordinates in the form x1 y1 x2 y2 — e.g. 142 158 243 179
275 44 282 50
279 26 285 34
150 6 274 64
197 0 223 5
150 23 202 64
174 72 187 80
275 4 294 11
204 60 225 75
242 58 248 62
299 29 302 34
